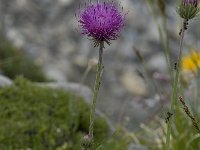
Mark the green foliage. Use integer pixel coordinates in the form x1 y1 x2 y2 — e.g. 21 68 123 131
171 107 200 150
0 77 109 150
99 128 132 150
0 37 46 82
136 107 200 150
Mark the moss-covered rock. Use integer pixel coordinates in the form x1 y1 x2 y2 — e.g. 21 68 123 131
0 36 46 82
0 77 109 150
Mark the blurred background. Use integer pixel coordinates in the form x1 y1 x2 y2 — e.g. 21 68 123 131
0 0 200 133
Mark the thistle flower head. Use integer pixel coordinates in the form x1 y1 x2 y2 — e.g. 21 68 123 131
177 0 200 20
81 134 93 149
77 1 125 46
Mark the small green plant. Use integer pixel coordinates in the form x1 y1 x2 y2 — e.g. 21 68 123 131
166 1 200 148
77 2 126 150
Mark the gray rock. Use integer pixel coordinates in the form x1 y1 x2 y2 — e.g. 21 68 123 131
44 67 68 82
38 82 92 103
120 70 148 96
147 53 168 73
0 75 12 87
43 59 73 82
57 0 73 6
128 144 148 150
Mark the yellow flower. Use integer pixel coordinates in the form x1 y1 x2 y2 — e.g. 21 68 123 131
191 49 200 68
181 49 200 74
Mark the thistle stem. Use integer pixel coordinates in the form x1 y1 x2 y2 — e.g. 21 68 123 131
89 41 104 137
165 19 186 150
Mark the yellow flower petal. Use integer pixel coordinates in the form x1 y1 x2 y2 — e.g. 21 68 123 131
182 56 197 73
190 49 200 67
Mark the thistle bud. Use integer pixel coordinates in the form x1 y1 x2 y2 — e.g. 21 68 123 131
177 0 200 20
81 134 94 149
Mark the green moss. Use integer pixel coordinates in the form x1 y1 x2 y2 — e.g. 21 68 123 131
0 36 46 82
0 77 109 150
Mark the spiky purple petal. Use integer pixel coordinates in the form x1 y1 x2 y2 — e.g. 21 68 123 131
77 1 125 44
183 0 198 7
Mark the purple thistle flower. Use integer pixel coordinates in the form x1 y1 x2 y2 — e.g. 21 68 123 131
182 0 198 7
77 1 125 45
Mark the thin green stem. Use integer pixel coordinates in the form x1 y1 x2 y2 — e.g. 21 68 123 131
89 41 104 137
165 19 186 150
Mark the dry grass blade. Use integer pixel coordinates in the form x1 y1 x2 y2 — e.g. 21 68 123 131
179 96 200 134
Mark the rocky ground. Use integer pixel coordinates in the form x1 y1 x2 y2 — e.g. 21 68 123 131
0 0 200 132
